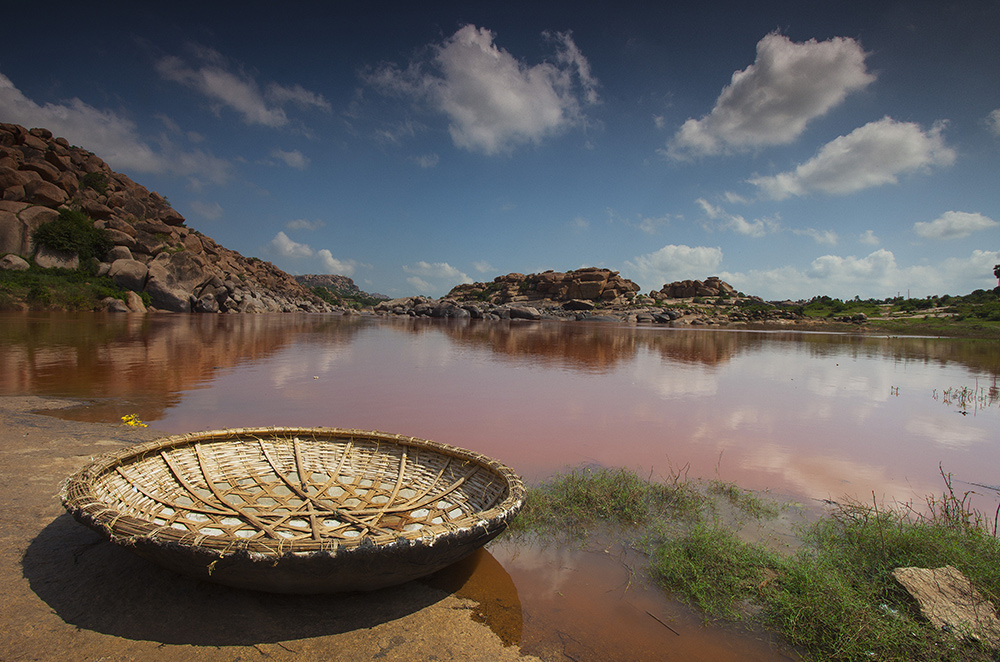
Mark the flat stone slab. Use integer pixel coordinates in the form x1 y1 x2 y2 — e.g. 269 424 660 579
893 565 1000 646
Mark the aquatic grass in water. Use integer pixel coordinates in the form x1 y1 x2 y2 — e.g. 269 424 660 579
508 466 703 537
707 479 781 520
510 466 1000 661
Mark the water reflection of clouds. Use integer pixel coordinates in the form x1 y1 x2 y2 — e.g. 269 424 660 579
740 442 929 505
905 415 989 450
269 344 353 389
629 351 718 399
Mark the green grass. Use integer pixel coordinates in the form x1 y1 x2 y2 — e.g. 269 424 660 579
707 479 781 519
310 285 386 309
508 466 1000 661
508 466 703 537
0 262 131 310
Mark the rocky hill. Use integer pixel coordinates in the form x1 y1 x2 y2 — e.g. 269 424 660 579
447 267 641 306
375 270 800 326
294 273 363 294
0 123 333 313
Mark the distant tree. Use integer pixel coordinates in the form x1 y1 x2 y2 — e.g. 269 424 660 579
994 263 1000 286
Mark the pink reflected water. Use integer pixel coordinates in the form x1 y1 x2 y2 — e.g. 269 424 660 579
3 312 999 659
4 311 998 508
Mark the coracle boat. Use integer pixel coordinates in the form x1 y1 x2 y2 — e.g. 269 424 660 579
60 427 525 593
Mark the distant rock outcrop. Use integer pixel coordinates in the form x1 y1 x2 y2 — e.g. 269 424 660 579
0 123 332 313
447 267 641 306
295 274 362 295
652 276 737 300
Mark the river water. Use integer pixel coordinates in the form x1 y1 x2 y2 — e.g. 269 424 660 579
3 312 998 659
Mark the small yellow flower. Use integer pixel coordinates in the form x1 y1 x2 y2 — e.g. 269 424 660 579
121 413 148 428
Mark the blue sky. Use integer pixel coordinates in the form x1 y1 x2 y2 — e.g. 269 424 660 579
2 0 997 300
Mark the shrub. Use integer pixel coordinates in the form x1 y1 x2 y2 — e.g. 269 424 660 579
33 208 111 262
80 172 108 195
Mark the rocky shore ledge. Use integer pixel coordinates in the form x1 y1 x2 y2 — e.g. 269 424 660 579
373 268 808 327
0 123 333 313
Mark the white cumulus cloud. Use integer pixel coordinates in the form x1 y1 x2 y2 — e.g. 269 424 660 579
913 211 998 239
366 24 598 155
858 230 880 246
402 261 472 294
317 249 356 276
987 109 1000 137
156 46 329 127
667 32 874 158
696 198 780 237
270 231 314 258
749 117 956 199
624 244 723 290
0 70 230 183
271 148 310 169
269 232 356 275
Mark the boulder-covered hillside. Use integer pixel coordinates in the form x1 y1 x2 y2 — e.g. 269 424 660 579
0 123 332 313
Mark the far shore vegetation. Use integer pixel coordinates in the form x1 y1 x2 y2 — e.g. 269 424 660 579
504 466 1000 662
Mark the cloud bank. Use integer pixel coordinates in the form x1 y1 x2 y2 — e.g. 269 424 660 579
668 32 874 158
366 24 599 154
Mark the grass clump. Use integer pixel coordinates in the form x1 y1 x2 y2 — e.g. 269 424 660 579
652 479 1000 661
508 466 702 537
0 263 130 311
509 466 1000 661
708 479 781 519
651 523 777 619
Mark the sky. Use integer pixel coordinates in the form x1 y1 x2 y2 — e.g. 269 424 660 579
1 0 998 300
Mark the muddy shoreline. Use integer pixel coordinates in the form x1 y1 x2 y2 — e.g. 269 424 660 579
0 396 539 662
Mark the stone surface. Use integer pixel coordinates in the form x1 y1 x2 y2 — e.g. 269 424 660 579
448 267 641 306
0 253 29 270
109 258 149 292
893 565 1000 646
33 245 79 270
655 276 737 299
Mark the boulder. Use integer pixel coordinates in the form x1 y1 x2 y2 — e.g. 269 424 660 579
109 258 149 291
144 251 211 312
0 253 30 270
24 179 68 206
125 290 147 313
107 245 133 262
34 245 79 270
101 297 131 313
506 305 541 320
893 566 1000 646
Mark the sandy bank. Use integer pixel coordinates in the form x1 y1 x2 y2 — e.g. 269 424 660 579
0 396 538 662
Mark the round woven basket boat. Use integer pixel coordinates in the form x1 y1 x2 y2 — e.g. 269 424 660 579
60 427 525 594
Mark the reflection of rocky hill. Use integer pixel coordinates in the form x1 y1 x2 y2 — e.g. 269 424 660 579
384 317 754 371
797 332 1000 377
0 313 366 420
384 318 1000 378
